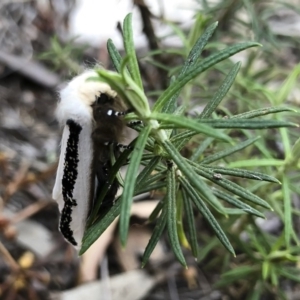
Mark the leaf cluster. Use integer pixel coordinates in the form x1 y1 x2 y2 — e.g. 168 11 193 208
79 13 298 273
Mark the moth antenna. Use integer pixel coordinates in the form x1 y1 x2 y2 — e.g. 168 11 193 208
103 141 132 150
106 109 127 117
115 143 132 150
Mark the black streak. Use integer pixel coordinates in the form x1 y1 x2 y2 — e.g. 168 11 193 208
92 93 126 210
60 119 82 246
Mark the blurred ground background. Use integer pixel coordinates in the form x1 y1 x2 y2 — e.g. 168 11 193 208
0 0 300 299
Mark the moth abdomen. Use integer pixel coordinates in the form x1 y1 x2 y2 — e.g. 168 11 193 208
94 160 120 208
91 93 128 213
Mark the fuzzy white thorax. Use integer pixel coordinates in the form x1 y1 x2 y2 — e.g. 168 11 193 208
56 70 117 126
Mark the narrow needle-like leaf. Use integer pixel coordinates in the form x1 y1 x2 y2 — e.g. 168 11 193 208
182 188 199 258
198 119 298 129
151 112 231 142
180 177 235 256
167 165 187 266
123 13 143 90
190 164 272 210
120 125 151 245
200 62 241 118
136 156 161 187
162 140 226 214
199 164 280 183
148 198 165 222
142 203 167 267
213 189 265 218
107 39 123 73
231 107 296 119
80 198 121 255
283 175 292 247
201 136 260 164
163 21 219 113
153 42 260 112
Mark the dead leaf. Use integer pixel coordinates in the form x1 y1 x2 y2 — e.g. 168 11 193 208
51 269 161 300
80 200 160 281
114 226 165 272
80 218 118 282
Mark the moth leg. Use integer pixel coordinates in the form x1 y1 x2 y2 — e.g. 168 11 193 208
103 141 132 150
116 143 132 150
94 159 119 209
127 120 143 127
105 107 142 128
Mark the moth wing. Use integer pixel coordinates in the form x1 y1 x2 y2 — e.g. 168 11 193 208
52 122 94 249
70 124 93 246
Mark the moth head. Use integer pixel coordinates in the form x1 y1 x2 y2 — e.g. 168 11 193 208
76 71 117 106
57 70 118 126
92 91 125 115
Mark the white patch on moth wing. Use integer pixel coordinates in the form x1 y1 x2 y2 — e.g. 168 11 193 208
107 109 113 116
52 125 69 208
56 70 117 127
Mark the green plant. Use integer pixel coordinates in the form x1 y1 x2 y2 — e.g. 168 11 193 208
79 13 297 271
38 36 84 74
215 222 300 299
165 2 300 298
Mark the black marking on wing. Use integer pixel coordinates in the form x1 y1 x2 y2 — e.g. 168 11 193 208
60 119 82 246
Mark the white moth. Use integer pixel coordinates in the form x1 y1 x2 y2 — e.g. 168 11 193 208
52 70 126 249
